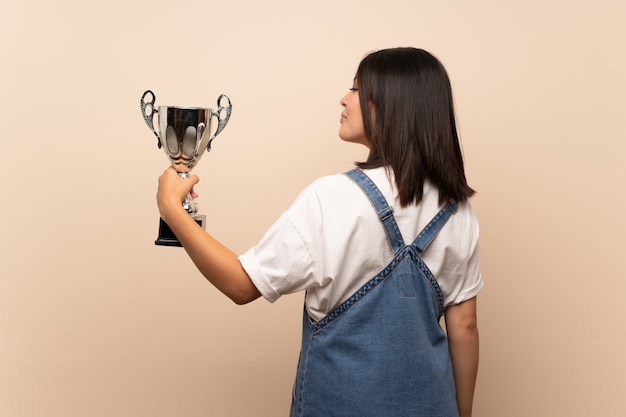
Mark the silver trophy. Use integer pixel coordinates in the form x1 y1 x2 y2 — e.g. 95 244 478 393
140 90 232 246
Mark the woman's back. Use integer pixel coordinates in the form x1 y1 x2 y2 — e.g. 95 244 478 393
239 166 482 322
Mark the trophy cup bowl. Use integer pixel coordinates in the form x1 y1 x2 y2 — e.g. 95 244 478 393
140 90 232 246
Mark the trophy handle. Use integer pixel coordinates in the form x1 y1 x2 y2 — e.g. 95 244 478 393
206 94 232 152
140 90 162 149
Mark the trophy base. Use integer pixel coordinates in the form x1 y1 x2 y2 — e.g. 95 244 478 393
155 215 206 247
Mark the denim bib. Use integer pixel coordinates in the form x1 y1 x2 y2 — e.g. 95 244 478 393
290 169 459 417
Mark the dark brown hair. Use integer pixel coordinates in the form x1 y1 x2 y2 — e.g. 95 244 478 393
355 47 475 206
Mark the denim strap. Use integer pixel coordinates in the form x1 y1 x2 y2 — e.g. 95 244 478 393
412 200 458 254
345 169 405 253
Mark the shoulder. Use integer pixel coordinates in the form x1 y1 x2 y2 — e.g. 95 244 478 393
288 172 369 214
284 171 384 246
297 172 360 198
450 199 480 242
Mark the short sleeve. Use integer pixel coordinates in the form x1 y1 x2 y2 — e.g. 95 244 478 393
238 206 318 303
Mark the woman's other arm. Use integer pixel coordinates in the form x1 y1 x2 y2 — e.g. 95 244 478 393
445 296 479 417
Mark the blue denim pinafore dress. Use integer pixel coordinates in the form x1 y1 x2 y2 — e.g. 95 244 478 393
290 169 459 417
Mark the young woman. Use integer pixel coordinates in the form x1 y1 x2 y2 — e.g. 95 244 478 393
156 47 482 417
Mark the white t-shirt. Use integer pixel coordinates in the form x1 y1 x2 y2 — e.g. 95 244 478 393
239 167 483 322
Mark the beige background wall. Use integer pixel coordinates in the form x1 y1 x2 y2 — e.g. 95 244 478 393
1 1 624 416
